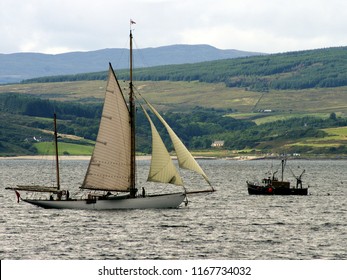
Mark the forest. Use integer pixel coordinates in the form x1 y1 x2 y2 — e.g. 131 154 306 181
23 46 347 91
1 93 347 156
0 93 255 155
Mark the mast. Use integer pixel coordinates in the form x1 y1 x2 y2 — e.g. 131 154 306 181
281 159 285 182
53 113 60 190
129 27 136 197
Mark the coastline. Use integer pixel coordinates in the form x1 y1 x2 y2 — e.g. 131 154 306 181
0 155 91 161
0 155 265 161
0 154 346 161
0 155 151 161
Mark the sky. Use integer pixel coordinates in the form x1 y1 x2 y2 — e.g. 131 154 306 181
1 0 347 55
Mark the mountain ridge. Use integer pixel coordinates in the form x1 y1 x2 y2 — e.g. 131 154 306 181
0 44 262 83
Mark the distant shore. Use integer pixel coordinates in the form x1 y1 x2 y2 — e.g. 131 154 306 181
0 154 346 161
0 155 153 161
0 155 250 161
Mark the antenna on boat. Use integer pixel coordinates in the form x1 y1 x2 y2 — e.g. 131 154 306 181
281 158 287 182
129 19 136 197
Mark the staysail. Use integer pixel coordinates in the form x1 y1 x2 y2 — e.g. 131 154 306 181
141 105 183 185
81 65 131 191
144 99 211 186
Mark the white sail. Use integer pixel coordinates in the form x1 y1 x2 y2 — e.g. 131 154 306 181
81 65 131 191
141 105 183 186
144 100 211 186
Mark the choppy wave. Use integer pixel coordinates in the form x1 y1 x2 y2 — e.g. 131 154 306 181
0 159 346 259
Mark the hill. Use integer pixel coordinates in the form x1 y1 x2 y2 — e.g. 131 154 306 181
1 80 346 157
1 46 347 157
0 45 261 83
22 46 347 94
116 46 347 91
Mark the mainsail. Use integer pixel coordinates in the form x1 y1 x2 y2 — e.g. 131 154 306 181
144 99 212 186
141 105 183 186
81 65 131 191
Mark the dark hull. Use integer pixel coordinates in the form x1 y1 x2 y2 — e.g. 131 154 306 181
247 183 308 195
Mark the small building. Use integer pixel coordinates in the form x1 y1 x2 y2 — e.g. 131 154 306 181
211 140 224 148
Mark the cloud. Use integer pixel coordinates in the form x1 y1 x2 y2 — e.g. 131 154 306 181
1 0 347 54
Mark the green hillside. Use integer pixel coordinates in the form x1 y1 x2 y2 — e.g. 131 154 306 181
34 142 94 155
23 46 347 92
1 46 347 157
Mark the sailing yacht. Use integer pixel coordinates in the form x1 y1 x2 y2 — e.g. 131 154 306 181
7 27 214 210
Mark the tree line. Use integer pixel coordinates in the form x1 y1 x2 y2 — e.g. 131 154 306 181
0 94 254 155
196 113 347 154
0 93 102 119
22 46 347 91
1 93 346 156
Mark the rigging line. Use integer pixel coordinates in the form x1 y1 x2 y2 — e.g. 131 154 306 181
132 84 145 99
150 183 176 195
114 38 130 70
133 90 141 100
133 91 147 107
132 37 152 69
133 90 149 111
133 88 150 106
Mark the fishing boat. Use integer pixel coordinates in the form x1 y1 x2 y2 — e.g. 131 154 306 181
6 25 214 209
246 159 308 195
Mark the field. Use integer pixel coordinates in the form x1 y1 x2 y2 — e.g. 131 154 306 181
287 126 347 148
1 79 347 157
2 80 347 115
0 81 106 103
34 142 94 155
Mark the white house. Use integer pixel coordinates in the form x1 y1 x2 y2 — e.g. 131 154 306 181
211 140 225 148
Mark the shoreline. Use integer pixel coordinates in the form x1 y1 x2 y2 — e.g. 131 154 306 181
0 155 154 161
0 155 346 161
0 155 92 161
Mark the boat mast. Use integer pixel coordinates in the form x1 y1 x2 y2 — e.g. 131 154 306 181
53 113 61 190
129 26 136 197
281 159 285 182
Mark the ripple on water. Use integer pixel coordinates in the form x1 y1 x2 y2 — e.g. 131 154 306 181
0 159 346 259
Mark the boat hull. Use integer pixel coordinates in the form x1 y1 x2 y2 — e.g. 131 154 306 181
247 183 308 195
22 193 186 210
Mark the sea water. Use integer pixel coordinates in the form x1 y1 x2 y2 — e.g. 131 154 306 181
0 158 346 260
